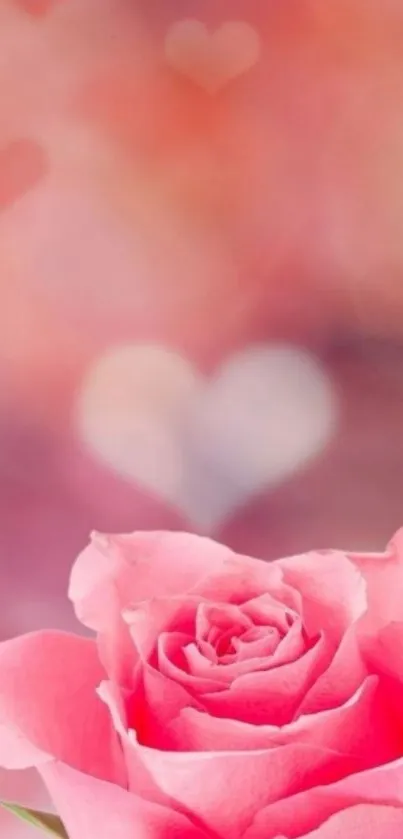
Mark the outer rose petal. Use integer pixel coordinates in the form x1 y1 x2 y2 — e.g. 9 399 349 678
97 680 169 803
244 758 403 838
302 804 403 839
358 620 403 731
362 620 403 681
136 664 200 745
0 632 125 786
69 532 231 683
99 666 199 760
278 551 367 641
299 625 367 713
350 528 403 623
168 676 397 768
132 740 362 838
40 761 210 839
70 532 232 628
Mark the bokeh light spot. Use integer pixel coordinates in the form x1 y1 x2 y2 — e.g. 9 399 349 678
76 345 199 508
75 344 338 531
181 345 339 529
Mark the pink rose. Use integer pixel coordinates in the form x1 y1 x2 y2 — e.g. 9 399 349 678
0 531 403 839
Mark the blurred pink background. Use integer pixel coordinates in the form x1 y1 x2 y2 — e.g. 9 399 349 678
2 0 403 833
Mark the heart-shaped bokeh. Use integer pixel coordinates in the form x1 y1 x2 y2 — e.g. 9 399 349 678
76 343 338 529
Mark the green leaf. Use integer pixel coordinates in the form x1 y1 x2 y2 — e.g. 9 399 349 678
1 802 68 837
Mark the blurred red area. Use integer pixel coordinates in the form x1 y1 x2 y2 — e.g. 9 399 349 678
2 0 403 828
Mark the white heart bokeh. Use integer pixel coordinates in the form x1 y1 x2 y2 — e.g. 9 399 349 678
75 344 338 531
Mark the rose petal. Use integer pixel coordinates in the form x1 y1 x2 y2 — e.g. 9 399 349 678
245 757 403 838
0 632 125 786
267 619 306 667
197 639 217 663
183 636 282 684
133 740 361 838
299 625 367 713
358 620 403 731
289 677 398 764
229 628 281 661
302 805 403 839
195 601 252 647
278 551 367 641
350 528 403 623
124 597 198 662
202 633 329 725
97 679 173 803
158 632 223 693
168 706 279 751
242 593 298 635
70 532 232 627
129 663 201 750
40 761 209 839
168 675 395 766
69 532 231 683
361 620 403 681
193 556 301 612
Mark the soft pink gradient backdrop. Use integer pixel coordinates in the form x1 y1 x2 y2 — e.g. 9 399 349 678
2 1 403 832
